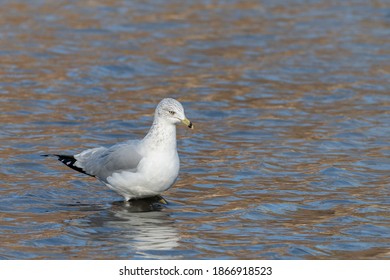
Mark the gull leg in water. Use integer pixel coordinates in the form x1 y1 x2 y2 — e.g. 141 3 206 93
43 98 193 201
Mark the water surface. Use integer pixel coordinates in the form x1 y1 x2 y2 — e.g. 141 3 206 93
1 0 389 259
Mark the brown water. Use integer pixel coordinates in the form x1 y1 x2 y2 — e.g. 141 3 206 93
1 0 389 259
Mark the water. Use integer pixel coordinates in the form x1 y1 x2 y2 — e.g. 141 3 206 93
1 0 389 259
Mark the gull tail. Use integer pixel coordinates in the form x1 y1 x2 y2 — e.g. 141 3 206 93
41 154 94 177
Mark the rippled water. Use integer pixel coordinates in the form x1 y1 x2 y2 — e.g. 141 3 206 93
1 0 389 259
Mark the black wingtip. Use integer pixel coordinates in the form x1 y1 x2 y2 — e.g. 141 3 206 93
43 154 94 177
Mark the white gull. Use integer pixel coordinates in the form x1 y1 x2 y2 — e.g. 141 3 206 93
43 98 193 201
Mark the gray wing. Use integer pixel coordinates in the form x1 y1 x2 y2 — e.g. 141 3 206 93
74 140 143 180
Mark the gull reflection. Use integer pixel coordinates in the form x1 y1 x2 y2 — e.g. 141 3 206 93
83 197 180 253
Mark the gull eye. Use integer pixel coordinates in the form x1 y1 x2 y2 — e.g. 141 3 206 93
168 110 175 115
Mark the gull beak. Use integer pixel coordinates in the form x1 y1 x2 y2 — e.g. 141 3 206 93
181 117 194 129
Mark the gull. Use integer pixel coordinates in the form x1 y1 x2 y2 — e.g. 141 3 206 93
43 98 193 201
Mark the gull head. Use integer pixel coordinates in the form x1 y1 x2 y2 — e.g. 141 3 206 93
155 98 193 129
